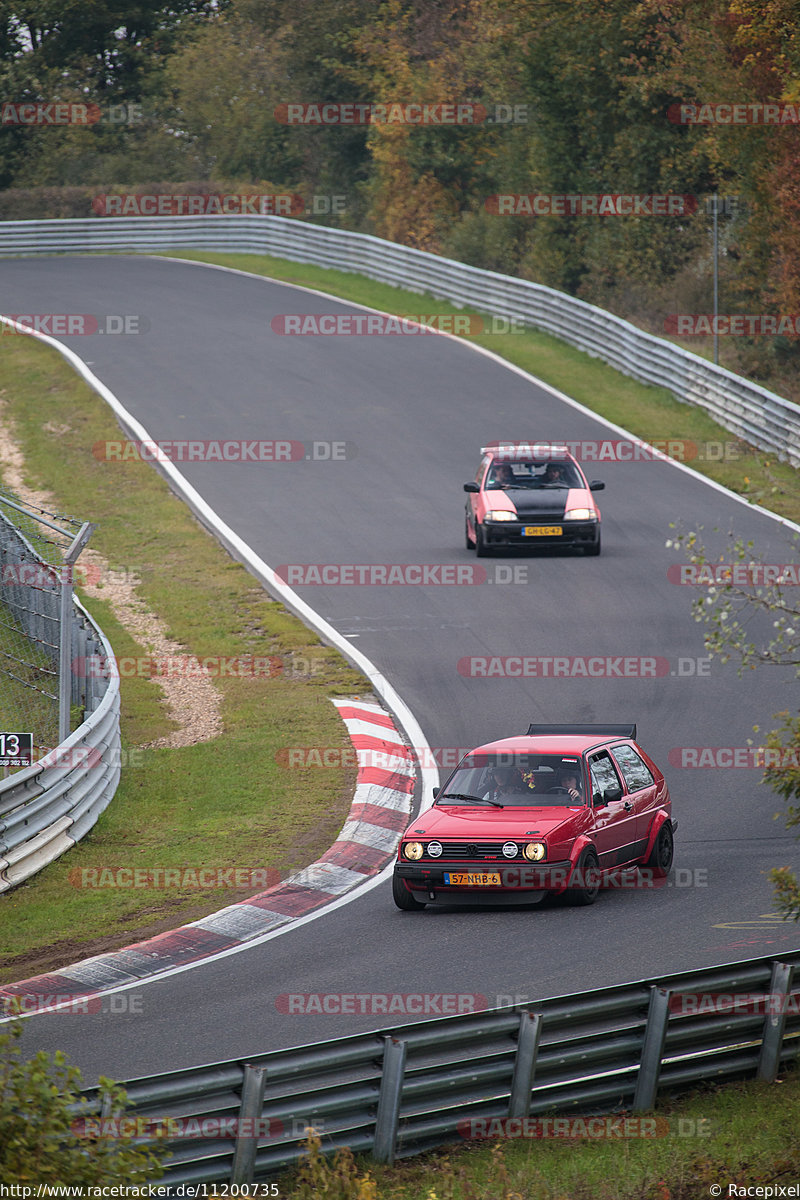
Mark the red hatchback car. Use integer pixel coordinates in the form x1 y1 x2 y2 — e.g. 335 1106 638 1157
393 724 675 909
464 444 604 556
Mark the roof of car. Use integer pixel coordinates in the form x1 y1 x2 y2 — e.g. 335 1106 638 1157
481 443 574 459
465 733 637 756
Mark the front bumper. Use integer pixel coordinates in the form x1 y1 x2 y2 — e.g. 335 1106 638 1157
395 860 574 893
483 519 598 547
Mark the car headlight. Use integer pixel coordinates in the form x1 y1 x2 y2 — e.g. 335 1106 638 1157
502 841 519 858
403 842 423 860
427 841 443 857
485 510 516 521
564 508 596 521
524 842 546 861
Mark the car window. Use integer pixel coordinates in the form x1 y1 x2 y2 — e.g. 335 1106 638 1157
476 455 491 486
611 744 654 791
588 750 624 798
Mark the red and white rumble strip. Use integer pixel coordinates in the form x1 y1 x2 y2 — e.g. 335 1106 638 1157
0 697 415 1011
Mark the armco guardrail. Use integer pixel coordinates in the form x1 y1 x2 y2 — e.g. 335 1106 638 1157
2 215 800 466
0 511 120 890
75 950 800 1185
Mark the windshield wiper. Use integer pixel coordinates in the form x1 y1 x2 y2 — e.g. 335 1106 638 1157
439 793 503 807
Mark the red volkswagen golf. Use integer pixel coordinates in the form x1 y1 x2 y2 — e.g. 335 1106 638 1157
393 724 675 909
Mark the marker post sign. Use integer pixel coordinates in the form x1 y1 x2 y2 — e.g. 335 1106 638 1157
0 732 33 771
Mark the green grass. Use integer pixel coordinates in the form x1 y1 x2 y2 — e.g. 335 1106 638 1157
275 1069 800 1199
165 250 800 525
0 335 366 983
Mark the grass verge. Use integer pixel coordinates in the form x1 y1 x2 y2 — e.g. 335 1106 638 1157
272 1069 800 1199
165 249 800 525
0 333 365 984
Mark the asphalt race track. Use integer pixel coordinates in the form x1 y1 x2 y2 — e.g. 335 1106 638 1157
2 254 799 1084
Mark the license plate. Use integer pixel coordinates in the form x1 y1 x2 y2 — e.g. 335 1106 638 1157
444 872 502 886
523 525 563 536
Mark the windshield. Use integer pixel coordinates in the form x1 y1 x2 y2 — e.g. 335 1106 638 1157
485 459 582 490
438 753 587 807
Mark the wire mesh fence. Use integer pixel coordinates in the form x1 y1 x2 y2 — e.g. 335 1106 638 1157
0 488 87 769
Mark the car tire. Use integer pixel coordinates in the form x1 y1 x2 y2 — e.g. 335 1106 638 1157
641 821 674 878
585 530 601 556
465 511 475 550
567 847 601 905
392 873 427 911
475 522 490 557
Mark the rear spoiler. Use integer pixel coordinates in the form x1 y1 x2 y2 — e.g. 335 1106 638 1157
527 723 637 740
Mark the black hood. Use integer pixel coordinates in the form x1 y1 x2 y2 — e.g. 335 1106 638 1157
506 487 568 517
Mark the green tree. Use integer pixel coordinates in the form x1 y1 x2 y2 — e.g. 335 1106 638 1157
669 524 800 921
0 1017 164 1185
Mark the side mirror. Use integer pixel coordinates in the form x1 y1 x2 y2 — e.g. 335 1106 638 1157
604 784 623 803
432 786 440 799
592 792 605 808
589 480 605 492
463 482 479 493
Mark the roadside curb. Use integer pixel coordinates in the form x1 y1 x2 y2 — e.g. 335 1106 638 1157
0 696 415 1012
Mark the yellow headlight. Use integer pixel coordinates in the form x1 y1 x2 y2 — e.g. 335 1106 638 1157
404 842 424 860
486 510 516 521
564 508 595 521
524 842 546 861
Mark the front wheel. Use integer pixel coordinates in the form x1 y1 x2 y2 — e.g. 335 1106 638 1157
465 511 475 550
475 522 490 557
567 848 600 906
392 873 426 910
641 822 674 878
584 529 601 556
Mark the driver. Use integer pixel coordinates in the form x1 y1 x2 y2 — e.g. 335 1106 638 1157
548 770 582 801
543 461 569 485
489 463 515 489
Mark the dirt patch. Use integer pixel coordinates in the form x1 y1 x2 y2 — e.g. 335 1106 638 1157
0 397 222 748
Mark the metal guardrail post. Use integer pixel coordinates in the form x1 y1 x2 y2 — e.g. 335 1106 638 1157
373 1036 407 1164
633 987 672 1112
757 961 795 1083
230 1064 268 1184
508 1011 542 1119
58 522 94 742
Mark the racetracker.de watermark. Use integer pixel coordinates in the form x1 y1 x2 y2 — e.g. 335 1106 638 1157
1 314 146 335
0 562 139 588
458 655 712 678
71 1115 284 1141
487 438 744 462
668 563 800 585
668 101 800 125
2 992 143 1017
92 192 304 216
73 653 304 679
270 313 526 335
274 101 528 125
669 746 800 769
91 439 355 462
68 866 281 890
276 745 473 769
457 1115 711 1140
276 564 535 585
485 193 697 216
666 314 800 336
1 101 142 125
669 992 800 1016
276 993 487 1015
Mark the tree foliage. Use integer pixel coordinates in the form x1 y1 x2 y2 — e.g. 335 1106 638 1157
0 1017 164 1184
669 524 800 921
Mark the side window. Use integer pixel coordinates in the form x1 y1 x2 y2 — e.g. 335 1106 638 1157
476 455 491 486
589 750 623 798
611 744 654 792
